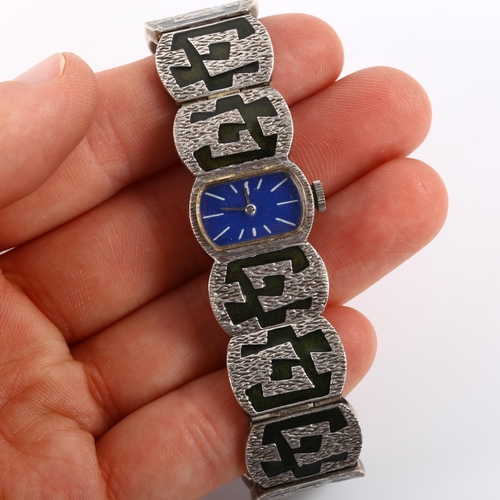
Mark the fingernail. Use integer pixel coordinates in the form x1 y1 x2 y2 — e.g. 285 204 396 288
13 53 66 85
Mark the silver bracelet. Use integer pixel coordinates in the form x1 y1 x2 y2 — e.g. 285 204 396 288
145 2 364 498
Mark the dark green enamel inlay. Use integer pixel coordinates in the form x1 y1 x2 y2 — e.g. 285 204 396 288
191 94 278 171
224 247 312 328
241 326 332 411
170 18 259 90
260 408 348 480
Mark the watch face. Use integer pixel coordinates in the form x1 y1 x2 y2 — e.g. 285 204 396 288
199 170 304 248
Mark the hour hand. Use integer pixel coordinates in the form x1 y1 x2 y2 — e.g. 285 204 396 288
221 206 247 211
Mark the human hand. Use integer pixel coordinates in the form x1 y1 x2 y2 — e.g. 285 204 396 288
0 14 447 499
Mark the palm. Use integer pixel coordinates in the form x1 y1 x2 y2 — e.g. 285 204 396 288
0 14 446 499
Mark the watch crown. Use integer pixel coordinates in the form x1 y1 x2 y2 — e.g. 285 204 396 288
311 180 327 212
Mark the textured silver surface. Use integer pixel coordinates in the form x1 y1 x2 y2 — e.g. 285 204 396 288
155 15 273 103
145 1 259 42
227 317 346 416
209 243 328 336
243 461 365 499
246 401 363 489
148 4 364 497
311 180 327 212
174 86 292 175
190 160 315 261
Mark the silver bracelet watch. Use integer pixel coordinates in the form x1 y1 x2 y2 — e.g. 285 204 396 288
145 2 364 498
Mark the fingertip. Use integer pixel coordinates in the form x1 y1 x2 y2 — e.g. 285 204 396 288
352 66 433 151
380 157 449 247
13 53 66 85
330 66 432 168
424 161 449 234
385 66 432 146
419 160 449 242
324 305 377 395
0 52 99 208
263 13 344 103
57 52 100 123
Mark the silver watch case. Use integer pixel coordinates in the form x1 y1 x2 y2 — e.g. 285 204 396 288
189 158 315 262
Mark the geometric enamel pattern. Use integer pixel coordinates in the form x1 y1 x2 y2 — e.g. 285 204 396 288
227 317 346 417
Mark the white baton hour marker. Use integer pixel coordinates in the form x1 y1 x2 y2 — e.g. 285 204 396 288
213 226 230 241
202 213 224 219
205 192 225 201
230 184 238 193
263 225 272 234
275 217 296 227
256 178 263 190
238 229 245 240
276 199 299 206
270 177 287 192
252 227 257 237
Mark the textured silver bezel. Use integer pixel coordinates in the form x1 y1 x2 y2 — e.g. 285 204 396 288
246 400 363 489
155 15 273 103
189 159 315 262
209 243 328 336
227 317 346 416
145 1 259 43
174 86 293 175
243 461 365 499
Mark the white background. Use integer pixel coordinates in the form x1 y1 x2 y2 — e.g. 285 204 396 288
1 1 499 499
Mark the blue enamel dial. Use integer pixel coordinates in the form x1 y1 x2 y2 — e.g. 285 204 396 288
199 171 304 247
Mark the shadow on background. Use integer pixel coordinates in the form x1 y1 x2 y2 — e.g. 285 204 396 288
200 477 317 500
200 478 248 500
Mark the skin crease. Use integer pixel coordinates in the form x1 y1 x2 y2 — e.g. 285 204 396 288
0 13 447 500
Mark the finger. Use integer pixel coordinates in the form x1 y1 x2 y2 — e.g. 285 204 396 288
0 53 98 208
0 14 343 249
313 158 448 303
270 14 343 100
0 68 433 343
0 273 107 497
291 66 432 194
96 322 373 500
73 297 376 424
96 370 247 500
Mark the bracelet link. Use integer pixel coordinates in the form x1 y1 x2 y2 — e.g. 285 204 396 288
155 14 273 104
174 87 292 175
145 0 259 43
243 460 365 499
245 400 363 490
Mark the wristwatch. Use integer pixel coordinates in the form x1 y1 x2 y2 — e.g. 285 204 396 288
145 2 364 498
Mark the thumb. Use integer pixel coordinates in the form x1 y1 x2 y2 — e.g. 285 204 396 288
0 53 99 208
